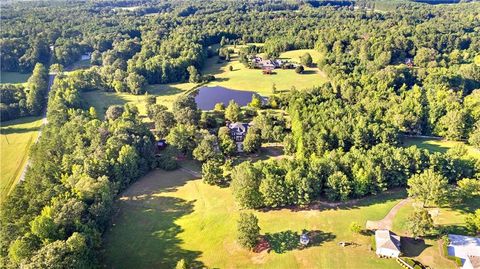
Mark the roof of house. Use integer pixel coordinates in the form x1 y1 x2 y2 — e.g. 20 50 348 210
448 234 480 260
228 122 249 134
375 230 401 252
467 255 480 269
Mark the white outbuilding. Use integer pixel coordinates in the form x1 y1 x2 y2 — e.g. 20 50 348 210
375 229 401 258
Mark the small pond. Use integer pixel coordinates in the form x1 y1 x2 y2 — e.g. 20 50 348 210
194 86 263 110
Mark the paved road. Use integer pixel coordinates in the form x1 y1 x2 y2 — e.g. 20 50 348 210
18 74 55 182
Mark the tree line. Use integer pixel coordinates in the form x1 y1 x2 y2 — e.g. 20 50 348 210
0 64 49 121
0 72 155 268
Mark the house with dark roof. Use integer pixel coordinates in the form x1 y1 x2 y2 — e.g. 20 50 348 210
375 229 401 258
227 122 250 152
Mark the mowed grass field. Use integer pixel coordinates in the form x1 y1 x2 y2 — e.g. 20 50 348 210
403 137 480 159
0 71 31 84
81 83 196 119
0 116 43 202
103 169 404 269
203 49 329 95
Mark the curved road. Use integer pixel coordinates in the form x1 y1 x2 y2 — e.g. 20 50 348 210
18 74 55 182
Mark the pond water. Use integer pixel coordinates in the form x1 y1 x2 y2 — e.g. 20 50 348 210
194 86 263 110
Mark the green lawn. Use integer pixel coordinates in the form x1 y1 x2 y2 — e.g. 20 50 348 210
403 137 480 159
203 49 328 95
81 83 196 119
103 169 404 269
0 71 31 84
0 116 43 202
67 59 92 71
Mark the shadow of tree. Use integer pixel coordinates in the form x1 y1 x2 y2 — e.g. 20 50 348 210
401 237 432 257
301 70 317 75
448 196 480 215
265 230 335 254
0 126 41 135
438 224 470 236
103 169 205 269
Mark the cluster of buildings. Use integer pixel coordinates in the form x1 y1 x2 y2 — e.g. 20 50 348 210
250 56 297 74
372 229 480 269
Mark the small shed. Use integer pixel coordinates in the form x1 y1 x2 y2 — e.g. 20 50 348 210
300 233 310 246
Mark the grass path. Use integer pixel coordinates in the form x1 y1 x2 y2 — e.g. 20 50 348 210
0 116 43 202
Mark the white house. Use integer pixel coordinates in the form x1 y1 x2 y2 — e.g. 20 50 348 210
375 229 401 258
448 234 480 269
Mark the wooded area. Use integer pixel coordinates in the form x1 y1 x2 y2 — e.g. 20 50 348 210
0 0 479 268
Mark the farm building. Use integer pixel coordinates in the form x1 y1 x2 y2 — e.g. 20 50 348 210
375 229 401 258
448 234 480 269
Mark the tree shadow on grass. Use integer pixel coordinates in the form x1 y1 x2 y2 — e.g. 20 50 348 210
265 230 335 254
438 224 471 236
104 183 205 268
448 196 480 215
401 237 432 257
301 70 317 75
0 125 41 135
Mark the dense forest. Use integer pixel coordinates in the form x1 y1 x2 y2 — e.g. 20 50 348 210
1 0 479 268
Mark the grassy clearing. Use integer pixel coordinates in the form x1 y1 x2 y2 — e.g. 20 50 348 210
103 169 405 269
203 49 328 95
67 59 92 71
81 83 195 119
0 71 31 84
392 198 480 269
81 47 328 114
403 137 480 159
0 116 43 202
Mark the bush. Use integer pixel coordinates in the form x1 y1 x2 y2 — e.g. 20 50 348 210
295 65 304 74
156 149 179 170
349 222 362 234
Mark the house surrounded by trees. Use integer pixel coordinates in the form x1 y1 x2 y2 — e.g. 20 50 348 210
227 122 250 152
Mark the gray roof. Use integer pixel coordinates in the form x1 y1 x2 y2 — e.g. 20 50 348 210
375 230 401 252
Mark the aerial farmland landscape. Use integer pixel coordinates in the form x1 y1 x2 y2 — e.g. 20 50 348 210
0 0 479 268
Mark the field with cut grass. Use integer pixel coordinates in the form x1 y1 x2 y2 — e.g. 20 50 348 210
81 83 196 119
203 48 328 95
0 116 43 202
0 71 31 84
403 137 480 159
103 168 405 269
